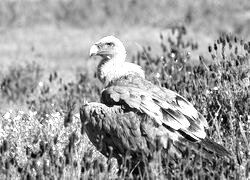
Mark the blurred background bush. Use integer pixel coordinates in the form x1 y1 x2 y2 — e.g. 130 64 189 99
0 0 250 77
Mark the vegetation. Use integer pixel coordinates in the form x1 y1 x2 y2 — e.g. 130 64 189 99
0 24 249 179
0 0 248 30
0 0 249 179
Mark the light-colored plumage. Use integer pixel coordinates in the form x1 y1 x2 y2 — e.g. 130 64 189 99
81 36 230 170
89 36 145 86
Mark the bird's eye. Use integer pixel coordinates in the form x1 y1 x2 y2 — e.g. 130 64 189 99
106 42 114 47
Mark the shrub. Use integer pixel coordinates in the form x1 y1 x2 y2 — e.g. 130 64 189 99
0 62 43 104
26 71 101 122
0 109 117 179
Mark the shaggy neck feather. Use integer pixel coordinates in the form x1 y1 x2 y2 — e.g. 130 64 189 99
97 56 145 86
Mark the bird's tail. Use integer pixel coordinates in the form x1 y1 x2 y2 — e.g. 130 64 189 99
200 137 231 157
172 136 231 159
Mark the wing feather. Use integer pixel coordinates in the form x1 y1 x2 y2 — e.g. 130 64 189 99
80 103 155 159
101 75 208 141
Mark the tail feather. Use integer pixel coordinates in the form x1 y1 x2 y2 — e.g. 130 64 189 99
200 137 231 157
173 136 231 158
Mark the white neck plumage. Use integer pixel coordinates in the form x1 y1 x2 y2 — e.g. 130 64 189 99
97 54 145 86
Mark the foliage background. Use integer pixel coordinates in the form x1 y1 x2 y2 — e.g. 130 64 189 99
0 0 249 179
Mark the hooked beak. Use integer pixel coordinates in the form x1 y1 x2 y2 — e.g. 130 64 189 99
89 44 99 57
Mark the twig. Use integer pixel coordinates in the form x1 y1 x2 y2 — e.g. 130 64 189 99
238 119 249 150
213 99 222 142
135 42 154 73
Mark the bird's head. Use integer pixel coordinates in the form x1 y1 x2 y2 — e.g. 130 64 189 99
89 36 127 62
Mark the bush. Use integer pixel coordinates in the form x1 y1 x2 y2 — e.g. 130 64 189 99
26 71 101 122
0 109 117 179
0 62 43 104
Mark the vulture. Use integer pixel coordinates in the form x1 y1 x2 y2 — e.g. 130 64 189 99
80 36 230 173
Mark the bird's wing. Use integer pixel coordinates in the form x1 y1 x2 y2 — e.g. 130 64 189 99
80 102 154 160
101 75 208 141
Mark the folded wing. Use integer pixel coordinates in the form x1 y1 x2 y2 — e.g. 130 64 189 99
101 75 208 142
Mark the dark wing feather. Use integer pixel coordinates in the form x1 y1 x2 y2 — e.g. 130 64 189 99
80 103 159 164
101 75 208 141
